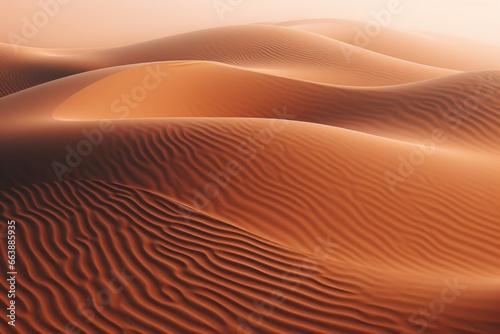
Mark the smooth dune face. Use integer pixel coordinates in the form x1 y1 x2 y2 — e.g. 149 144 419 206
1 6 500 334
278 18 500 71
0 24 460 98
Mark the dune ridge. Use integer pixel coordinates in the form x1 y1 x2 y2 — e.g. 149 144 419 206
0 22 464 97
50 61 500 153
1 18 499 334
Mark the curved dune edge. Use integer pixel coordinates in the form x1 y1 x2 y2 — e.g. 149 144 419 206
0 22 462 97
1 17 500 334
1 179 499 334
51 61 500 152
2 118 499 278
276 18 500 71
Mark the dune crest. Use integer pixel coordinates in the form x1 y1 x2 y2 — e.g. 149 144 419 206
1 18 499 334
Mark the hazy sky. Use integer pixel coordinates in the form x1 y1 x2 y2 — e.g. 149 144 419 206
1 0 499 47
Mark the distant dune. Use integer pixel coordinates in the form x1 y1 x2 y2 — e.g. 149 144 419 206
0 22 464 97
278 18 500 71
1 18 499 334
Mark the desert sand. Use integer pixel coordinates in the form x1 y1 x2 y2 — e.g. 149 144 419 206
0 18 499 334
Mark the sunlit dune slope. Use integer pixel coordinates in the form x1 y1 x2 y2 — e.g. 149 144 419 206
1 16 499 334
277 18 500 71
93 24 454 85
0 23 460 97
52 61 500 152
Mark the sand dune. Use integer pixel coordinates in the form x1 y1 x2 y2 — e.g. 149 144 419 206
52 61 500 152
94 25 454 85
1 118 499 333
0 24 459 97
2 117 499 272
0 43 97 98
1 18 499 334
1 179 499 333
278 18 500 71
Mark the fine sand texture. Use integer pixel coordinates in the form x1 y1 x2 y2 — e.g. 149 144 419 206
1 19 499 334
